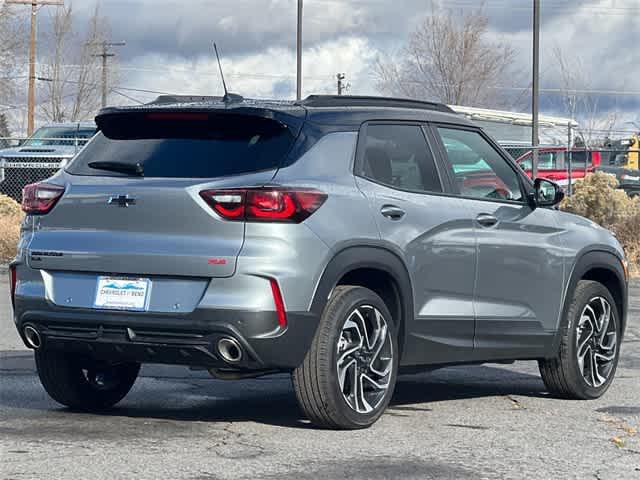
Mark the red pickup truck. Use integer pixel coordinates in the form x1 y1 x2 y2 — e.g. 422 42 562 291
515 147 602 186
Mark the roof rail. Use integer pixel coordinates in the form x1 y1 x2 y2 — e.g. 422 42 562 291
297 95 454 113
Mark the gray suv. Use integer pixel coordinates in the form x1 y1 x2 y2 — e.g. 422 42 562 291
9 95 629 429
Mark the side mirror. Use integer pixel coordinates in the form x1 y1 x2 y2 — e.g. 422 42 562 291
532 178 565 208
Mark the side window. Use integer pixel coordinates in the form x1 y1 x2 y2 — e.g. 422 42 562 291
519 151 563 171
361 124 442 193
436 127 525 202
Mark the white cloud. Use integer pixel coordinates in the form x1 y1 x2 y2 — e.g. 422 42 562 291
5 0 639 135
119 36 379 101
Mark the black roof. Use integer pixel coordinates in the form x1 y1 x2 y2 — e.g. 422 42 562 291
97 94 468 128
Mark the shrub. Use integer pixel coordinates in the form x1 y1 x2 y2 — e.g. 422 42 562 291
0 194 23 263
615 210 640 276
560 172 639 230
0 193 22 217
561 172 640 275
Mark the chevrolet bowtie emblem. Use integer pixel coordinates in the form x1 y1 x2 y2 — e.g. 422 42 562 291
108 195 136 207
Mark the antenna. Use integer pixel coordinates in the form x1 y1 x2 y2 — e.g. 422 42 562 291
212 43 243 104
213 43 229 98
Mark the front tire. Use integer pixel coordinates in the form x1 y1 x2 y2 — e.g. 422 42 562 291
35 349 140 411
539 280 621 399
292 286 398 429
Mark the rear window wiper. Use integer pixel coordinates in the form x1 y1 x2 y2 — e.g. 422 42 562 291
87 161 144 176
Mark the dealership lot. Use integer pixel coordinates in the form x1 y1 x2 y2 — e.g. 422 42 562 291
1 275 638 480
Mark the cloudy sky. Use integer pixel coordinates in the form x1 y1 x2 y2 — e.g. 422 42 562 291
9 0 640 132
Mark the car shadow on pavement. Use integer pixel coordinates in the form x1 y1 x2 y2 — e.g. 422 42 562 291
1 350 548 429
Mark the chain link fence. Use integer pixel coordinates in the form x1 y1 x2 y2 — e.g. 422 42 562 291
503 145 532 161
0 136 89 202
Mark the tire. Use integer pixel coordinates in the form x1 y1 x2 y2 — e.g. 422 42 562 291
292 285 399 429
35 349 140 411
539 280 621 400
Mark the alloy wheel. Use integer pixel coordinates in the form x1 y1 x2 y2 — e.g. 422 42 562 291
576 296 618 388
336 305 393 414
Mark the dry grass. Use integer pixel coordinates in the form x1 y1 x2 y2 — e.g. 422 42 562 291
0 194 23 263
561 172 640 276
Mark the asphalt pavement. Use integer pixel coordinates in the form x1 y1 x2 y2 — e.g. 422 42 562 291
1 273 638 480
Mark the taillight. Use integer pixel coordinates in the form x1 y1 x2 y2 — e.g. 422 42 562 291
9 265 16 310
22 183 65 215
591 151 602 167
200 188 327 223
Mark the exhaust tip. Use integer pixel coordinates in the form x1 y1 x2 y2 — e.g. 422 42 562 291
23 325 42 350
217 337 243 363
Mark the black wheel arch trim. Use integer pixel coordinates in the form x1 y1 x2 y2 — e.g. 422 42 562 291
309 245 415 356
551 249 628 355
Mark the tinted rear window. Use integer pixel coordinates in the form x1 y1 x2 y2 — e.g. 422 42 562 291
66 114 294 178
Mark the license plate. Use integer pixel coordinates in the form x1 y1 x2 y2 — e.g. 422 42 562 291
93 277 151 312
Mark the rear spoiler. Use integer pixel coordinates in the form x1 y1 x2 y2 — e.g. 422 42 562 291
96 103 307 140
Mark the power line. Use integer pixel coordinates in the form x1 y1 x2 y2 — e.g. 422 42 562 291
16 63 337 82
17 65 640 97
8 71 640 98
110 89 144 104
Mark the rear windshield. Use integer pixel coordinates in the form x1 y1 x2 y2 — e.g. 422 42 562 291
66 114 294 178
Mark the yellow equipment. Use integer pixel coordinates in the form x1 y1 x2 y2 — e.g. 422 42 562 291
628 135 639 170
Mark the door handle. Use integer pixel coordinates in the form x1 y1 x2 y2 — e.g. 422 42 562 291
380 205 406 220
476 213 498 228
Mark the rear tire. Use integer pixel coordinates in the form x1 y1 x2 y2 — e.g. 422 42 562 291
292 286 398 429
35 349 140 411
539 280 621 399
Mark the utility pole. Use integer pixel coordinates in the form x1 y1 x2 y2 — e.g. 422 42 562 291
337 73 346 95
90 41 126 108
567 121 573 196
6 0 63 135
531 0 541 180
296 0 303 101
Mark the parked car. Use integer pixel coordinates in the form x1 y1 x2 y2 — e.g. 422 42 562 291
9 95 629 429
0 122 97 201
515 147 602 187
596 136 640 197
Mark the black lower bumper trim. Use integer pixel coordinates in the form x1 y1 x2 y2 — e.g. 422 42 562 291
15 306 320 371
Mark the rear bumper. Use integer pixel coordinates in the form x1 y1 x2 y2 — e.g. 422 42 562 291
620 183 640 196
14 301 319 371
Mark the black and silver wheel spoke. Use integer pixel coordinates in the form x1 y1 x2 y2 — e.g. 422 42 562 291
336 305 393 414
575 296 617 388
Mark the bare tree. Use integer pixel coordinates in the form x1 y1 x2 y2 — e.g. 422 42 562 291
374 3 515 108
0 4 24 108
40 4 112 122
554 47 620 146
